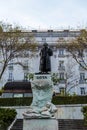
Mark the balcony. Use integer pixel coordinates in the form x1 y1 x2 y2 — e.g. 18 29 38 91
58 54 65 57
8 66 13 70
79 66 85 71
23 66 28 70
79 80 86 84
58 66 65 71
59 79 66 84
8 79 13 82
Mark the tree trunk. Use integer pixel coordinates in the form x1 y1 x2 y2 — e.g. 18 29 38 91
0 62 7 80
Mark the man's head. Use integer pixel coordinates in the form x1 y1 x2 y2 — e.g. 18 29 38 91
43 43 48 48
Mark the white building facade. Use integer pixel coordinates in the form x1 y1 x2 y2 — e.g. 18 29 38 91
1 29 87 96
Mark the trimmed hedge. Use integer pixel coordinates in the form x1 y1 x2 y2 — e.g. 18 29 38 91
0 96 87 106
0 97 32 106
52 96 87 105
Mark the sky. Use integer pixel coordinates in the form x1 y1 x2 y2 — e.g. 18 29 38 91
0 0 87 30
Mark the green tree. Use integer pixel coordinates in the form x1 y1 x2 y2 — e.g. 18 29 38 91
51 73 59 85
28 73 34 81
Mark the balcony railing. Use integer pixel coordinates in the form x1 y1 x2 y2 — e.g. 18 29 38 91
8 66 13 70
79 80 86 84
79 66 85 71
8 79 13 82
59 79 66 84
23 66 28 70
58 66 65 71
58 54 65 57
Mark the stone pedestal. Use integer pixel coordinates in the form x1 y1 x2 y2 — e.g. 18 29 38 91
23 74 57 119
23 74 58 130
23 119 58 130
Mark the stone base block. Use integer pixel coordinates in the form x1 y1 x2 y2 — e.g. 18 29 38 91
23 119 58 130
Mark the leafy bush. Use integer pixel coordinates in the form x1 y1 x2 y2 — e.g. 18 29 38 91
0 108 17 130
81 106 87 125
51 73 59 85
28 73 34 80
0 87 4 96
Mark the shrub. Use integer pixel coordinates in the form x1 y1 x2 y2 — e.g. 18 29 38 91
0 88 4 96
51 73 59 85
81 106 87 125
0 108 17 130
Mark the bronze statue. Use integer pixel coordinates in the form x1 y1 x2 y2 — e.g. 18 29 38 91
39 43 53 73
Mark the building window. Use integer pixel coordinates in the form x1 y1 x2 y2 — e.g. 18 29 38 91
59 73 65 83
8 60 14 70
8 63 13 70
59 61 64 67
59 72 64 80
58 61 65 70
80 73 85 80
79 65 85 71
24 60 28 66
14 93 23 98
8 72 13 81
80 87 85 95
42 37 46 42
78 49 83 57
79 61 86 70
59 87 65 94
79 73 85 83
23 60 28 71
58 48 64 56
54 54 56 58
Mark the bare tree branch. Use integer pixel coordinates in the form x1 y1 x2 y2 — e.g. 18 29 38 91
0 22 37 80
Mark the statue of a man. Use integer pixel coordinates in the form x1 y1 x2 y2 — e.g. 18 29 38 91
39 43 53 73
